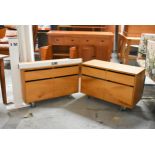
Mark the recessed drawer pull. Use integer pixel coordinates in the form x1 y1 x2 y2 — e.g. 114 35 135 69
71 39 74 41
86 40 89 42
56 39 59 41
101 40 104 42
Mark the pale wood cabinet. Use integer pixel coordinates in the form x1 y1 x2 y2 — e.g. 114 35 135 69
81 60 145 109
21 64 80 103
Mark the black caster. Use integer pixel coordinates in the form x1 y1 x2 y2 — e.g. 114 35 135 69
87 96 91 99
120 106 127 111
30 102 36 108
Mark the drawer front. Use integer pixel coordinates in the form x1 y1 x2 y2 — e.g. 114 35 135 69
25 79 54 103
82 66 106 79
104 80 133 106
49 37 79 45
49 37 67 45
53 75 79 97
81 75 133 106
51 66 79 77
106 71 135 86
95 38 109 46
81 75 106 99
63 37 79 44
80 38 108 46
24 69 52 81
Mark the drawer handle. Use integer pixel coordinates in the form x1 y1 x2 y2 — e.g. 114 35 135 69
56 39 59 41
101 40 104 42
86 40 89 42
71 39 74 41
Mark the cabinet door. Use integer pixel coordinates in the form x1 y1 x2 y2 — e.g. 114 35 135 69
96 46 110 61
53 75 79 98
25 79 54 103
79 45 95 61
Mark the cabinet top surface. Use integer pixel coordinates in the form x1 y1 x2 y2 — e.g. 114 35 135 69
47 31 114 36
19 58 82 70
83 60 145 75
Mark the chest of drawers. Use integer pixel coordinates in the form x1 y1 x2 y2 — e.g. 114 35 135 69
81 60 145 109
47 31 114 61
20 62 81 103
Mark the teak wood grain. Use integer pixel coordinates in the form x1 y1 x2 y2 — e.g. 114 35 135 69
25 79 54 103
81 59 145 109
81 75 133 106
82 59 144 75
53 75 79 98
21 64 80 103
47 31 114 61
24 66 79 81
82 66 106 80
106 71 135 86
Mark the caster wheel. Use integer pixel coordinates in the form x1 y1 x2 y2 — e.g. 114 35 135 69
68 95 73 99
120 106 127 111
30 102 36 108
87 96 91 99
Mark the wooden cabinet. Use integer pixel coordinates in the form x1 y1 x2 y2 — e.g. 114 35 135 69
57 25 115 32
81 60 145 109
47 31 114 61
21 64 80 103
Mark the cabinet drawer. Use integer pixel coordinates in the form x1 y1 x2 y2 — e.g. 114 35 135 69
51 66 79 77
106 71 135 86
81 75 133 106
24 69 52 81
53 75 79 97
95 38 109 46
25 79 54 103
50 37 79 45
82 66 106 79
104 80 133 106
81 75 106 99
63 37 79 44
50 37 66 45
80 38 107 45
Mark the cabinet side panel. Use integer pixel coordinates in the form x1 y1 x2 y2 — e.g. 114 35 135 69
133 71 145 105
21 70 27 103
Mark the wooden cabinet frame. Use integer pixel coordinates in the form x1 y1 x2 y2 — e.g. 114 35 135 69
47 31 114 61
21 64 80 103
81 60 145 109
20 59 145 109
